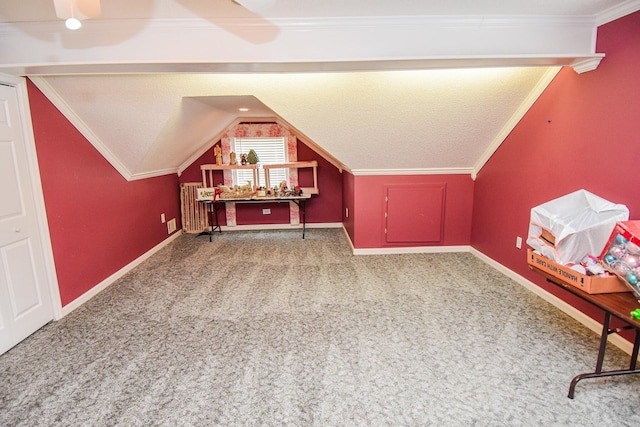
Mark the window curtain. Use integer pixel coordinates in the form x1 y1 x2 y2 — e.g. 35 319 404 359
220 123 299 227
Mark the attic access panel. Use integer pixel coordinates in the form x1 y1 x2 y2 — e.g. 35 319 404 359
385 183 446 244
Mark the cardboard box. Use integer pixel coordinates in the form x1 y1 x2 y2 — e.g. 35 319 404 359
528 249 629 294
599 221 640 298
526 189 628 265
540 228 556 246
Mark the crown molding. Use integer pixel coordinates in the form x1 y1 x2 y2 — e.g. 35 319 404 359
2 56 604 77
29 76 136 181
596 0 640 26
176 117 242 177
571 55 605 73
129 168 179 180
351 168 473 177
472 67 562 180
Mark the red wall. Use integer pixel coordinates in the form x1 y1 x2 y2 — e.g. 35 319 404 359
28 80 182 307
342 171 356 242
179 137 343 225
352 174 474 248
471 12 640 318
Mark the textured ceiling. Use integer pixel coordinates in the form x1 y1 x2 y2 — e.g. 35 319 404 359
33 68 551 176
3 1 640 179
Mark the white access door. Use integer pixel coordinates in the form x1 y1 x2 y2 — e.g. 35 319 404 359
0 81 54 355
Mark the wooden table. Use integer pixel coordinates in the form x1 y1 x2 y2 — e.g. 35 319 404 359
200 194 312 240
530 265 640 398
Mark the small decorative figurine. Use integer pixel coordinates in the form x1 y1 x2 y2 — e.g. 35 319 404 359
214 145 222 165
241 154 247 165
247 149 259 165
229 152 237 165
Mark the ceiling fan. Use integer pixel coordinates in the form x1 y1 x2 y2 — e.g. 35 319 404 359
53 0 100 30
54 0 276 30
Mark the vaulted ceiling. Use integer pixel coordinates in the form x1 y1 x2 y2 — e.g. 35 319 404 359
2 1 639 180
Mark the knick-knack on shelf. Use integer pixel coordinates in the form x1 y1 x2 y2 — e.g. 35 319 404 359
247 149 259 165
214 145 222 165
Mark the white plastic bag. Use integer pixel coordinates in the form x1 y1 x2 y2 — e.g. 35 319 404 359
526 189 628 265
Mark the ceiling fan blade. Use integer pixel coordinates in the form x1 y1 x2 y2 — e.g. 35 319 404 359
53 0 101 20
234 0 276 13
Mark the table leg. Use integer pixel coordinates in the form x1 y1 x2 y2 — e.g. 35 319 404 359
290 199 306 239
567 313 640 398
568 312 610 398
301 200 306 239
201 202 221 242
212 202 221 235
630 329 640 370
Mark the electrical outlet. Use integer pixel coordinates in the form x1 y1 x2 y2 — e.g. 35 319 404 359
167 218 176 234
262 209 271 215
516 236 523 249
161 213 166 223
345 207 349 218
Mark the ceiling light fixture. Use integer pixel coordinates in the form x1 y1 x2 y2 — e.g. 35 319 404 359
239 107 250 112
54 0 101 30
65 17 81 30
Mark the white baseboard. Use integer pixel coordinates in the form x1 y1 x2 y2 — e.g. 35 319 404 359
219 222 342 232
352 245 471 255
340 225 471 256
342 225 355 253
470 248 635 357
59 232 182 318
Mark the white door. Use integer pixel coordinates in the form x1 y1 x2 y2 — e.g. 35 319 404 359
0 81 54 355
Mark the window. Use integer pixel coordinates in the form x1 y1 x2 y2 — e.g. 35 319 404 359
233 137 288 188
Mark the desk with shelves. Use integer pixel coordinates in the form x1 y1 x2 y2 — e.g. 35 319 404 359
199 163 317 239
201 164 259 188
201 194 312 239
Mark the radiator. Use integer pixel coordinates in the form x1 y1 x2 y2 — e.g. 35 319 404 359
180 182 209 233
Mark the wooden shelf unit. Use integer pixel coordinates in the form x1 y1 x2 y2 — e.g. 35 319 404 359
263 161 319 195
201 164 259 188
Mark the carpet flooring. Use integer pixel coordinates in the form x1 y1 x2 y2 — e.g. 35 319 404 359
1 228 639 426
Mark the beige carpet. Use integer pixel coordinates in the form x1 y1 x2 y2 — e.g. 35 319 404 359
1 229 639 426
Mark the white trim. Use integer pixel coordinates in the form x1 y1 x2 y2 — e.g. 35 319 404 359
129 168 179 180
3 56 606 77
472 67 562 180
353 245 471 255
218 222 342 232
351 168 473 177
470 248 635 357
59 232 182 318
571 55 605 74
342 224 356 253
0 15 599 75
177 118 243 177
596 0 640 26
28 76 136 181
2 73 64 320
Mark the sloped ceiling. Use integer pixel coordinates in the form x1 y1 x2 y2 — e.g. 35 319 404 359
2 1 640 180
